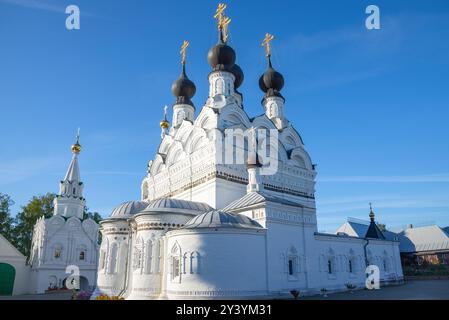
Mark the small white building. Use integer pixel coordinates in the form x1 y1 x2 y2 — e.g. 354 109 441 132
0 234 30 296
28 134 100 293
92 10 404 300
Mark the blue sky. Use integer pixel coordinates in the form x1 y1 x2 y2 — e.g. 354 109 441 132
0 0 448 232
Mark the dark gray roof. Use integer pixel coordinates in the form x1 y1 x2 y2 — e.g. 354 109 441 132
223 191 302 212
183 210 263 230
366 221 385 240
336 220 397 241
443 227 449 236
110 201 149 218
142 198 213 214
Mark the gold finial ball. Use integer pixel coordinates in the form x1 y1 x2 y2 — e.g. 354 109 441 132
160 120 170 130
71 143 81 154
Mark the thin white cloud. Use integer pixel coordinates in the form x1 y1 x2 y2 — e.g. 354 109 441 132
0 0 64 13
0 0 95 17
83 171 142 176
318 173 449 183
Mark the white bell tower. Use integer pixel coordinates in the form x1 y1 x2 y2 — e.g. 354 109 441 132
53 129 86 219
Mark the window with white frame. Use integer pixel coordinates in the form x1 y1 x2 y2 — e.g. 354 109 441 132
144 239 153 274
190 251 200 274
133 237 143 272
53 244 63 260
287 246 299 279
171 242 182 282
108 243 118 274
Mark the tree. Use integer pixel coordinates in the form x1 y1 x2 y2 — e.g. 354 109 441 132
0 193 15 243
377 223 387 232
12 193 55 257
83 209 103 244
83 210 103 224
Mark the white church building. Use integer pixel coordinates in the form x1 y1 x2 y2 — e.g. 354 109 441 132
92 5 404 300
27 134 100 294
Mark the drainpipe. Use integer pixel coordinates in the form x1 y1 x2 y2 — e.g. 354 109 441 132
363 238 370 268
118 220 134 298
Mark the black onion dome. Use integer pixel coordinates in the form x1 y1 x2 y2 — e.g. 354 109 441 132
230 64 244 89
171 65 196 106
259 56 284 98
207 33 236 71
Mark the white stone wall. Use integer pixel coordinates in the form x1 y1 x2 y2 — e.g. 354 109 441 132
164 229 267 299
29 215 99 293
0 234 31 295
126 212 195 300
94 219 130 297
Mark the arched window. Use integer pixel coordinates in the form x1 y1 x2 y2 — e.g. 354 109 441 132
190 251 200 274
144 239 153 274
348 250 357 274
99 250 106 271
153 240 161 274
170 243 181 282
53 244 63 260
99 239 108 272
133 237 143 272
325 248 336 276
108 243 118 274
77 245 87 262
287 246 299 278
383 251 390 272
215 78 225 95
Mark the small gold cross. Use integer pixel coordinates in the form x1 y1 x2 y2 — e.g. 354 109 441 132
222 16 231 42
180 40 189 65
214 3 227 30
262 33 275 57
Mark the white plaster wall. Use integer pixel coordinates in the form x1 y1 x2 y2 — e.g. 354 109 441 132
0 257 30 295
165 229 267 299
126 212 195 300
94 220 130 297
29 216 99 294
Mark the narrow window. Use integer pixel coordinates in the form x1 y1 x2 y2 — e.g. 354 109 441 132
99 250 106 270
79 251 85 261
172 257 180 280
288 259 294 275
328 260 332 274
54 248 61 259
109 244 118 274
349 260 353 273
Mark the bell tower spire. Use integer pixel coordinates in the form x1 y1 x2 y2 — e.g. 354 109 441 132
53 129 86 219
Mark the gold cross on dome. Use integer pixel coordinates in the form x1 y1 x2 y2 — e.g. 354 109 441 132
262 33 275 57
214 3 227 30
222 16 231 42
180 40 189 65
